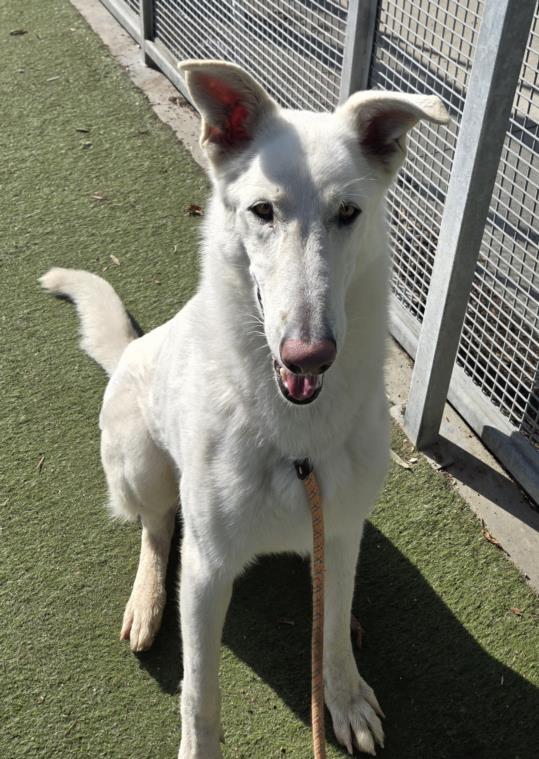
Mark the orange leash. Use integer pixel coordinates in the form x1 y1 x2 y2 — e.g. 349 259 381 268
295 459 326 759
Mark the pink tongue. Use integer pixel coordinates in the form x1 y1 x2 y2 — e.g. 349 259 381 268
284 370 319 401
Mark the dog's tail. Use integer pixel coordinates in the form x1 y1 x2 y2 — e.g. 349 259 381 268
39 267 143 376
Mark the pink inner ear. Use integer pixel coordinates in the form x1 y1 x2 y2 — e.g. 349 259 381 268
361 108 416 157
198 74 251 147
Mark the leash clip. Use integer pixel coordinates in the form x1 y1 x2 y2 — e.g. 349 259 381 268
294 458 313 480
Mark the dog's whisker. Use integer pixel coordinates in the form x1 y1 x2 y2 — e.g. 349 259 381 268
244 318 265 328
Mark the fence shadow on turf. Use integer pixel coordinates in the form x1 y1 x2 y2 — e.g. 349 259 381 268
137 521 539 758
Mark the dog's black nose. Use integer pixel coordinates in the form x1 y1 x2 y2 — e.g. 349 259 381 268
280 338 336 375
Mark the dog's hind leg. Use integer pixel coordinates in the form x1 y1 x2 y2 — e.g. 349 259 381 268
100 375 179 652
120 506 177 652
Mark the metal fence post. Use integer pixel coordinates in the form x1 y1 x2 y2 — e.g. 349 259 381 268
339 0 379 101
140 0 155 68
403 0 536 450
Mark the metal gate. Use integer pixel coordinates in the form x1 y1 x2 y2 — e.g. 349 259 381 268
97 0 539 503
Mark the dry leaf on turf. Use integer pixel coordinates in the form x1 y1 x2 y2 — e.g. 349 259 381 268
481 521 502 549
186 203 204 216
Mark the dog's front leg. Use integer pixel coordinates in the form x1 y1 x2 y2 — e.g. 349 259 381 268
178 532 233 759
323 532 385 756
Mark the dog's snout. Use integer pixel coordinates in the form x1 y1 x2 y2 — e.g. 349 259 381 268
280 337 337 375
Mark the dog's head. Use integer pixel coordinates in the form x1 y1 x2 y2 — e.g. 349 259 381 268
180 60 449 406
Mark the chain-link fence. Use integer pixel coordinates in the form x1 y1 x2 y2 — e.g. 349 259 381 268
97 0 538 503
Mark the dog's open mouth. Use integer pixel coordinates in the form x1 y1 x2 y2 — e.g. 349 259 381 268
273 359 323 405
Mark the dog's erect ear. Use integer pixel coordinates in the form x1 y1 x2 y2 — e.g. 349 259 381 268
339 91 449 173
179 59 277 165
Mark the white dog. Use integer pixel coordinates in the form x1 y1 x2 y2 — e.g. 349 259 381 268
41 60 448 757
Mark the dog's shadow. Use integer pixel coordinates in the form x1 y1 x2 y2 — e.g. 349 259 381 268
137 522 539 757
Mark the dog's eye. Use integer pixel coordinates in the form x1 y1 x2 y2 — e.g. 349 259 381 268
338 203 361 226
250 202 274 223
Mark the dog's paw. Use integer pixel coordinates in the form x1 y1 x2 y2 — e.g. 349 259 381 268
325 672 384 756
120 588 166 652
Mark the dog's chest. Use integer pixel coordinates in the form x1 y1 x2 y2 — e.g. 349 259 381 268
177 415 388 566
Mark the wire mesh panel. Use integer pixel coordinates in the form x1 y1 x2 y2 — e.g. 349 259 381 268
370 0 484 321
457 6 539 451
152 0 348 111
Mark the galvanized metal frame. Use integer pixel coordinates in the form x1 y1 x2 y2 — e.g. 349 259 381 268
145 38 193 103
339 0 379 100
140 0 154 66
99 0 140 42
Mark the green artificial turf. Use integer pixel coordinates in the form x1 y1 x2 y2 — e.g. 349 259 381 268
1 2 538 757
